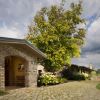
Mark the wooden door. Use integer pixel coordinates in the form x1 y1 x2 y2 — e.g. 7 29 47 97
5 58 10 86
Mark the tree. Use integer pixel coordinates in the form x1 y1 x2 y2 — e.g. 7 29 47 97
97 69 100 75
27 1 86 72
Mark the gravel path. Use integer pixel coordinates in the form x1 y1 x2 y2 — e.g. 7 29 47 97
0 81 100 100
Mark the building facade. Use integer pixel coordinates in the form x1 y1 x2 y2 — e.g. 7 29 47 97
0 37 46 90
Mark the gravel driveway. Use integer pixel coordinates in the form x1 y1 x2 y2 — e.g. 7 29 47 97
0 81 100 100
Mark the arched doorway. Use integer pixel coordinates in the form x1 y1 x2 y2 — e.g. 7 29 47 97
5 56 28 87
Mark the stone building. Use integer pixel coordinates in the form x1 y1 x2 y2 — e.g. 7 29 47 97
0 37 46 90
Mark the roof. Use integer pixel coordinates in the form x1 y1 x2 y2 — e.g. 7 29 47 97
0 37 46 58
71 64 94 71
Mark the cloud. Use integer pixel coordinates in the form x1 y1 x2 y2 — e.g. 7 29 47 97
0 26 23 39
84 17 100 52
72 53 100 69
46 0 61 5
72 0 100 69
0 0 100 68
72 17 100 69
0 0 62 38
83 0 100 19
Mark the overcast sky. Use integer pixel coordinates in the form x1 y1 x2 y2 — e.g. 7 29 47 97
0 0 100 69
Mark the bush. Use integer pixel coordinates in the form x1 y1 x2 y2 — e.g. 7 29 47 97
61 68 89 80
57 77 68 83
96 83 100 90
96 69 100 75
81 72 89 79
38 73 59 86
91 71 97 76
71 73 86 80
61 68 73 79
37 73 66 86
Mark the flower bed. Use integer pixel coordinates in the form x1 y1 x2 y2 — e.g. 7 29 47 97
37 72 67 86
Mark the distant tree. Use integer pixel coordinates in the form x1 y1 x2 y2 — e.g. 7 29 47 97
97 69 100 74
27 1 86 72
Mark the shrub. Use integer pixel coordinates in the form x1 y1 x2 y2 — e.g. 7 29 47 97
91 71 97 76
38 73 59 86
96 83 100 90
57 77 68 83
72 73 86 80
81 72 89 79
61 68 89 80
96 69 100 75
61 68 73 79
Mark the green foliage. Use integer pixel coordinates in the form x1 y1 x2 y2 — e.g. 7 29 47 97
81 72 89 79
57 77 68 83
38 73 59 86
97 69 100 75
72 73 86 80
66 72 87 80
61 68 89 80
27 1 86 71
96 83 100 90
38 73 66 86
91 71 97 77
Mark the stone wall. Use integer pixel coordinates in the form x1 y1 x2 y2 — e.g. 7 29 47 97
0 57 5 90
0 67 5 90
0 44 38 90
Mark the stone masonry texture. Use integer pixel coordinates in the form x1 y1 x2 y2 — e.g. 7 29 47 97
0 44 38 90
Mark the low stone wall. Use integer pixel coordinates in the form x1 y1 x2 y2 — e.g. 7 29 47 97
0 67 5 90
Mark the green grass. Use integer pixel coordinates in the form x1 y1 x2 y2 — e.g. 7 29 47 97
0 90 8 96
97 74 100 76
96 83 100 90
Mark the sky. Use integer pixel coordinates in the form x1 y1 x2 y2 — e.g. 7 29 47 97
0 0 100 69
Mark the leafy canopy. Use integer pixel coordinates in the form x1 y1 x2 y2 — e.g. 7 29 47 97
27 1 86 72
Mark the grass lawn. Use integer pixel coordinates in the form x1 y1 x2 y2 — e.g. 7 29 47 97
96 74 100 76
96 83 100 90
